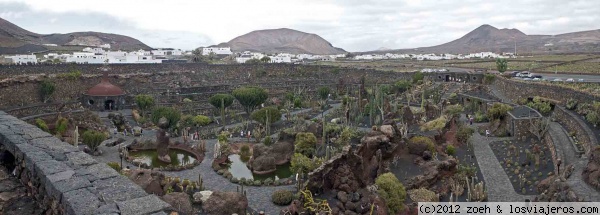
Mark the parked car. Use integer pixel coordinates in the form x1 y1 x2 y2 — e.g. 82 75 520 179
552 78 563 82
566 78 575 82
578 79 585 82
533 78 542 81
518 72 530 77
532 75 543 79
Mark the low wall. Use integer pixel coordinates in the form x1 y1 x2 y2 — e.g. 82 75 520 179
0 111 172 215
543 132 561 175
553 106 598 156
492 77 600 106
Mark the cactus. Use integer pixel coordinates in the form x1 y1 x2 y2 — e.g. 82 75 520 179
182 179 190 187
174 177 181 184
518 174 526 188
449 177 464 197
466 176 487 202
198 174 204 190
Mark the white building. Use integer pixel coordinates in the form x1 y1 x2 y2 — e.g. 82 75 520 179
4 54 38 64
83 47 106 54
203 47 232 55
269 55 292 63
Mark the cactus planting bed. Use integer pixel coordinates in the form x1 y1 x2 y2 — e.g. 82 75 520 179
490 138 555 195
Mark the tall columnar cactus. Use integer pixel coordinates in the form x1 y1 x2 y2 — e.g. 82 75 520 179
198 173 204 191
466 176 487 202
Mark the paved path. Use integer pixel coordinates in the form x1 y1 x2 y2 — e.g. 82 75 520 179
548 122 600 201
469 131 537 201
461 114 536 201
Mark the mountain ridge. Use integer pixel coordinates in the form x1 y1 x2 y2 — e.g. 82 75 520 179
0 17 151 54
215 28 346 55
367 24 600 54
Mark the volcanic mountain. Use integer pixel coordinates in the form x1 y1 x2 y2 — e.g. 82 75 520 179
215 28 346 55
0 17 151 54
378 24 600 54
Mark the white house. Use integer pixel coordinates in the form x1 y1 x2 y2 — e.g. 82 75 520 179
203 47 232 55
99 44 111 49
269 55 292 63
4 54 38 64
83 47 106 54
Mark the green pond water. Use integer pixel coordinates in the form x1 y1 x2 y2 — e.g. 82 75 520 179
129 149 197 168
227 154 293 181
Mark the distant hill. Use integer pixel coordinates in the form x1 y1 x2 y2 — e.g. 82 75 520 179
215 28 346 55
0 17 151 54
370 24 600 54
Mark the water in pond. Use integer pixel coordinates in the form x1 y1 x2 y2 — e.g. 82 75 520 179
129 149 197 168
228 154 293 181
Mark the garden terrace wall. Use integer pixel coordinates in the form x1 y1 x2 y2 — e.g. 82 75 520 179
0 64 410 112
552 106 598 156
491 77 600 106
0 111 172 215
543 132 561 175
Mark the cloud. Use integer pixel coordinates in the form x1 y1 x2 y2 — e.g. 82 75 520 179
0 0 599 51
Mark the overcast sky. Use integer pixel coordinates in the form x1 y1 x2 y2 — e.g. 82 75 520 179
1 0 598 52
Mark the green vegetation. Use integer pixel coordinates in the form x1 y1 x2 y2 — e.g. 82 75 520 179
151 107 181 129
444 104 464 118
232 86 269 114
290 153 322 174
55 117 68 136
251 106 282 125
487 103 513 120
408 136 436 155
209 93 235 110
58 69 82 79
193 115 212 126
420 115 448 135
107 162 121 172
394 80 412 94
496 58 508 73
35 119 49 132
456 125 475 143
294 132 317 157
271 190 294 206
135 94 155 115
180 114 212 128
39 80 55 103
263 136 272 146
317 86 331 101
375 173 406 214
483 74 496 84
412 71 425 84
82 130 106 152
335 127 359 146
526 97 552 115
566 99 578 110
446 145 456 156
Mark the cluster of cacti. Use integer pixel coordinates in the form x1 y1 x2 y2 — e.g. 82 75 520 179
466 176 487 202
449 177 464 197
518 174 526 188
508 144 517 157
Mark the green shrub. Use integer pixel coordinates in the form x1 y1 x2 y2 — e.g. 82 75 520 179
446 145 456 156
456 125 475 143
271 190 293 206
251 106 282 125
294 132 317 157
231 177 239 183
192 115 212 126
35 118 49 132
208 93 235 110
55 117 68 136
483 74 496 84
375 173 406 214
290 153 323 175
217 169 225 175
151 107 181 129
566 99 578 110
82 130 106 152
39 80 55 103
240 177 247 185
586 112 600 126
487 103 512 120
263 136 273 146
240 145 250 154
107 162 121 172
232 86 269 114
293 97 302 108
263 178 274 185
412 71 424 84
254 180 262 186
408 136 435 155
474 111 488 122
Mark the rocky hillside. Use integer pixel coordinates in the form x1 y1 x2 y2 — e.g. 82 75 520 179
0 17 151 54
378 24 600 54
216 28 346 55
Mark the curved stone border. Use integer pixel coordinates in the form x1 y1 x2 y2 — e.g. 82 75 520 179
126 144 204 171
0 111 172 215
212 159 294 187
553 106 598 156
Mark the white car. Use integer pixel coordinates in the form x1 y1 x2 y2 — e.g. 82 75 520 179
552 78 563 82
566 78 575 82
578 79 585 82
533 78 542 81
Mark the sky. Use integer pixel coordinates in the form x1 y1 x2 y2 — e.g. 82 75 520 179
1 0 599 52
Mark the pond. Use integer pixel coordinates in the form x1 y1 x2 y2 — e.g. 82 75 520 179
227 154 293 181
129 149 198 168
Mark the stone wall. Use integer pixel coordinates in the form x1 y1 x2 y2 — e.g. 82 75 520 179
553 106 598 155
0 64 410 117
491 77 600 106
0 111 172 215
543 132 561 175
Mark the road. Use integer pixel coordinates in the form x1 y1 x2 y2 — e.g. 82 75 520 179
438 67 600 83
